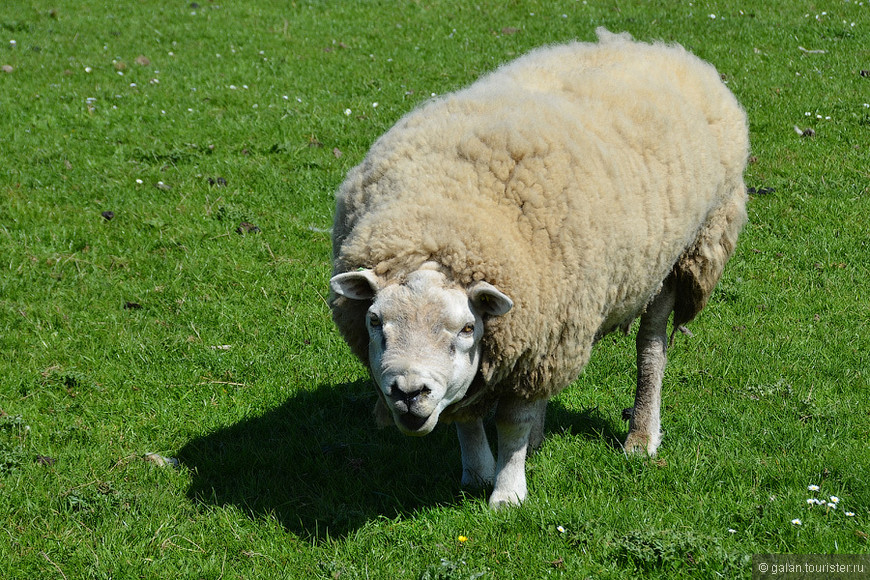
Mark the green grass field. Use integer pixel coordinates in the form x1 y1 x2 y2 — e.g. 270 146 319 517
1 1 868 578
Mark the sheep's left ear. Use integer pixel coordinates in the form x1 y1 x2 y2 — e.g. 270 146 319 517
469 281 513 317
330 269 382 301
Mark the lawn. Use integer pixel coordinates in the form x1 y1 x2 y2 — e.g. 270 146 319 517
1 1 868 578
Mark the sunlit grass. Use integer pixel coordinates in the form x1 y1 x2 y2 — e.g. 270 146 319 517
1 1 868 578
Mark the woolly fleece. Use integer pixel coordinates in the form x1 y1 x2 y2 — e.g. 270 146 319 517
331 29 748 420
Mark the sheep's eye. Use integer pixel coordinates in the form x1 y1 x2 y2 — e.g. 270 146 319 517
368 313 382 327
460 324 475 335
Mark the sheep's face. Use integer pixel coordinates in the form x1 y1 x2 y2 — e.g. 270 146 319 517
331 266 512 436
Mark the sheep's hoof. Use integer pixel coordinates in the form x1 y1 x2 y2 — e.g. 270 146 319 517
623 430 661 456
488 490 524 510
621 407 634 421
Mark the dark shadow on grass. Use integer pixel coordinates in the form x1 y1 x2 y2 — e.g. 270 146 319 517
177 380 627 539
177 380 475 539
546 400 627 452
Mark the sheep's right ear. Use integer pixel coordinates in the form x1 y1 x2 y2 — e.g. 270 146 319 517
469 281 513 317
330 269 381 301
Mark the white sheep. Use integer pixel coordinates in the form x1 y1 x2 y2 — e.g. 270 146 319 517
329 29 749 509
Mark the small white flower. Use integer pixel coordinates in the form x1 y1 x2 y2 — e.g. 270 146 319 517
845 511 855 517
830 496 840 503
556 525 566 533
807 498 816 504
136 179 143 184
283 95 289 100
117 71 124 76
242 85 248 89
808 484 820 491
728 528 737 534
805 112 812 116
9 40 16 46
372 102 378 108
791 518 802 525
709 14 716 19
187 108 193 112
168 51 175 56
85 66 93 73
229 85 237 90
344 108 352 116
130 83 136 87
827 502 837 510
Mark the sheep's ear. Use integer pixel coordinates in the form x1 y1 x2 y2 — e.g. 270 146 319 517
330 269 381 300
469 281 513 317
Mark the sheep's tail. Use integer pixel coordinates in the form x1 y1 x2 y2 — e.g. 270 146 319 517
672 181 748 329
595 27 634 44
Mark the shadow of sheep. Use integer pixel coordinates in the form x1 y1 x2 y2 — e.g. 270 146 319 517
177 379 624 539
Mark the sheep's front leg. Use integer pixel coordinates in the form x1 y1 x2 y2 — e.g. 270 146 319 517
489 397 547 510
624 278 676 456
456 418 495 488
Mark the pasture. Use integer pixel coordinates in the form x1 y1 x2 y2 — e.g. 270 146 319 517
1 1 868 578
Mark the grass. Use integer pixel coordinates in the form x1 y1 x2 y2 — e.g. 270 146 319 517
1 0 868 578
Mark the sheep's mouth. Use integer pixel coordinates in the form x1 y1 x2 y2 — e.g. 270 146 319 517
397 412 429 432
394 410 440 436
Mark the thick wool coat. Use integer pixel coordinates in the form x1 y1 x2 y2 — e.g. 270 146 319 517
331 29 748 421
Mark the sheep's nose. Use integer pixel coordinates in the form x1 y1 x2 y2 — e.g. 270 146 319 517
387 379 432 405
399 387 426 405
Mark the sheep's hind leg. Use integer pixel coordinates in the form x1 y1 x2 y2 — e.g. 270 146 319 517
624 278 676 456
527 400 548 452
456 418 495 488
488 397 547 510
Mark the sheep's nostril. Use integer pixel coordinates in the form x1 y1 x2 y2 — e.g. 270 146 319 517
399 385 431 405
386 378 431 405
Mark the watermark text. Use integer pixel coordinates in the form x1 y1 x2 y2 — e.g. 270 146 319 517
753 554 870 579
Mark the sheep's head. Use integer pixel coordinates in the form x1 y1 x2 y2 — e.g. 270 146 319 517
330 265 513 436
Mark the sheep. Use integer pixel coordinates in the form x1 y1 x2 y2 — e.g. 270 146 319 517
329 28 749 509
